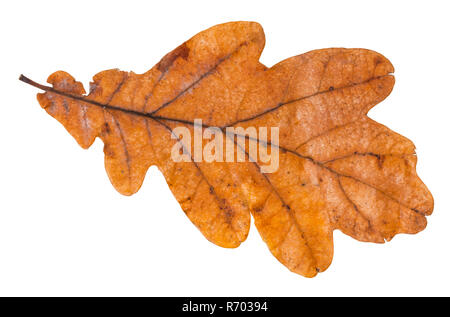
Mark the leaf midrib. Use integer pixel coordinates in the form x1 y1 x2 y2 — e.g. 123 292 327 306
20 74 422 216
19 73 390 133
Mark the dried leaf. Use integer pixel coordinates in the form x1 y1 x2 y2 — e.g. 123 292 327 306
20 21 433 277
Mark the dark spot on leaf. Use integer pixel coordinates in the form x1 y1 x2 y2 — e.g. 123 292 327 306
89 82 99 94
157 42 190 74
377 154 385 169
224 208 234 224
254 206 263 213
103 122 111 134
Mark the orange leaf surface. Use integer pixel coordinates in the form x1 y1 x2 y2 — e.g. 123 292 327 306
20 21 433 277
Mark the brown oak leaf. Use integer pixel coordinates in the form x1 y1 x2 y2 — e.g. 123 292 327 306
20 21 433 277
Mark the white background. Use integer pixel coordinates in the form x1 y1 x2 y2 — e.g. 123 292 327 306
1 0 449 296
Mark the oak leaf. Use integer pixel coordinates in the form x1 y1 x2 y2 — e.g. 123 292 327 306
20 21 433 277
